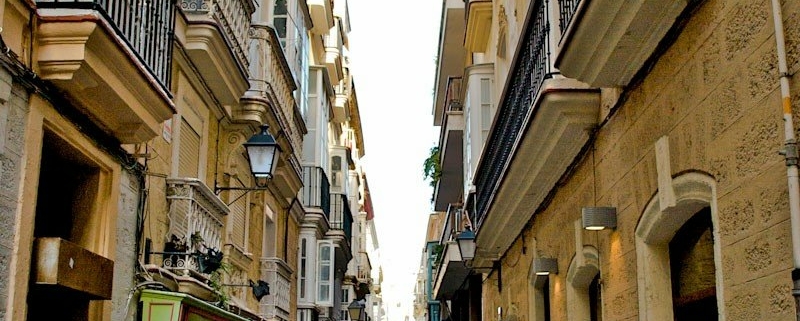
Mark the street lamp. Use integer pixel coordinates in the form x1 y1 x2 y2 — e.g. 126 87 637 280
243 124 281 187
348 298 366 321
456 227 476 261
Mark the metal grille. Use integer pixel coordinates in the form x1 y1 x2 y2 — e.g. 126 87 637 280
37 0 176 92
558 0 582 37
473 0 553 230
302 166 332 218
330 193 353 242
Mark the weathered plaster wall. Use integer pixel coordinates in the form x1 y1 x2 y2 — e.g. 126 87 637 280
0 69 27 320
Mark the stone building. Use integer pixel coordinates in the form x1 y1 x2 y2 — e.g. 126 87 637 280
0 0 382 320
427 0 800 320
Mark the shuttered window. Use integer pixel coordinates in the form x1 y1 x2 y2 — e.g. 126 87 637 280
228 154 251 250
178 119 200 178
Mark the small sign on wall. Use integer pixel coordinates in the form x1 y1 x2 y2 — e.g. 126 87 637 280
162 118 172 143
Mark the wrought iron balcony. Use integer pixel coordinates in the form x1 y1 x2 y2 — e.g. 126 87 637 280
37 0 175 92
302 166 331 218
555 0 687 86
181 0 254 70
330 193 354 242
245 24 304 179
558 0 582 37
162 178 230 276
472 0 553 229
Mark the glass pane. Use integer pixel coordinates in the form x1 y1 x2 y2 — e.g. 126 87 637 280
275 17 287 38
320 245 330 260
320 285 330 301
321 264 330 281
274 0 287 14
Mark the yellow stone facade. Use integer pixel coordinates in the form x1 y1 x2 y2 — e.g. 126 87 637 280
428 0 800 320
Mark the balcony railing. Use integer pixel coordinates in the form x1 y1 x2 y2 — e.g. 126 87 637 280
37 0 176 92
439 203 463 245
558 0 582 37
472 0 553 230
181 0 254 70
163 178 229 275
330 193 354 241
248 24 303 178
445 77 463 112
302 166 331 218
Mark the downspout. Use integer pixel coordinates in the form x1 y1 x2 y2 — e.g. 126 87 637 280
769 0 800 318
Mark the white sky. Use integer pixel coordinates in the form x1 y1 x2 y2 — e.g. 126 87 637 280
347 1 443 320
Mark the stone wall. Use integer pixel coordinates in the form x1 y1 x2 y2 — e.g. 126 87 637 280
112 169 142 321
0 67 29 320
483 0 800 320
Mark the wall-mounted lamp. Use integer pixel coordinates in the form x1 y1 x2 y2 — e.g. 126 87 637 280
222 280 270 301
582 206 617 230
533 257 558 276
348 298 366 321
215 124 281 197
456 227 476 261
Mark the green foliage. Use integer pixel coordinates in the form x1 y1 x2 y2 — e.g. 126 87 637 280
208 261 232 309
423 146 442 188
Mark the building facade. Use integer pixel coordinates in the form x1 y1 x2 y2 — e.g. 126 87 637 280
0 0 381 320
427 0 800 320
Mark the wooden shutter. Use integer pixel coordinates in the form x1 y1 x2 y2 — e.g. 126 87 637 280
178 119 200 178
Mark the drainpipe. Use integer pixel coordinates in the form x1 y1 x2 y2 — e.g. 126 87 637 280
769 0 800 318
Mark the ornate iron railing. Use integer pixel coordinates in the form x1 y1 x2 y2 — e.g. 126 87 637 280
330 193 354 242
181 0 255 70
472 0 553 230
163 178 229 275
37 0 176 92
558 0 582 37
302 166 332 218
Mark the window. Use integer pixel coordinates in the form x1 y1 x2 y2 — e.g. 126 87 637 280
589 275 602 321
480 78 491 143
273 0 288 47
635 173 723 320
318 242 333 303
342 288 349 303
178 118 200 178
300 238 308 299
669 207 717 320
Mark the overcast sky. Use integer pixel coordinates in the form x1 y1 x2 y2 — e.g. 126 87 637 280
347 0 442 319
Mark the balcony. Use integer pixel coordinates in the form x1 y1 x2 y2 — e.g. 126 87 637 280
244 24 306 201
161 178 229 276
324 20 345 85
555 0 688 86
35 0 176 143
308 0 335 34
260 258 292 321
432 0 465 126
433 77 464 211
464 0 492 52
330 193 354 241
432 204 469 300
302 166 332 217
180 0 255 111
471 0 600 264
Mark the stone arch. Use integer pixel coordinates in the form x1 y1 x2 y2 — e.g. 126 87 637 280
527 239 552 321
566 245 600 321
635 172 725 321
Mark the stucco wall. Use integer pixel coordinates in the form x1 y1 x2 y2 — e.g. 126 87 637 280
111 169 142 321
0 68 27 320
482 0 800 320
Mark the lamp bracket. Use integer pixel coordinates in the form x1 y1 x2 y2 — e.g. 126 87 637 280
214 186 270 206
